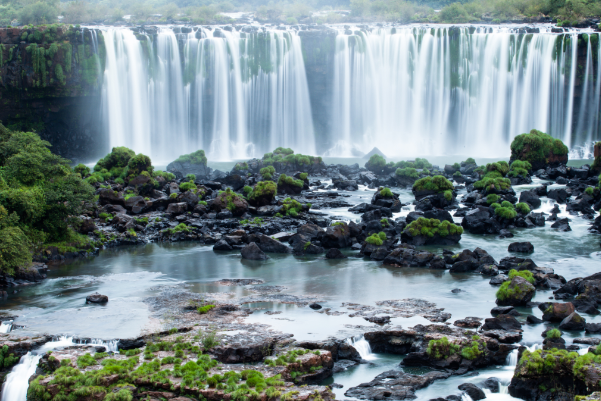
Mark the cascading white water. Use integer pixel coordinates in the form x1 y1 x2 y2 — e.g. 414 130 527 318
327 26 601 158
0 321 12 334
102 26 315 163
89 338 119 353
1 337 76 401
347 334 376 360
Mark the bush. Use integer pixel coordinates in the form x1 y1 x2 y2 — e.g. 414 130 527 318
278 174 303 188
127 153 152 177
260 166 275 180
249 181 277 204
414 158 432 169
185 173 196 181
546 328 562 339
281 197 304 217
474 176 512 193
464 158 476 164
396 167 418 178
154 170 176 181
412 175 454 193
508 160 532 177
426 337 460 359
73 164 90 177
405 217 463 237
444 190 453 201
516 202 531 214
495 201 517 219
365 233 383 246
94 146 135 172
510 129 569 166
179 181 196 192
174 150 207 165
380 187 393 197
487 194 500 204
365 154 387 174
18 2 58 25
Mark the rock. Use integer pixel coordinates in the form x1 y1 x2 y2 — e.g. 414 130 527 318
585 323 601 333
213 239 233 251
98 188 125 206
491 306 514 316
241 242 269 261
167 160 212 180
166 202 188 215
117 338 145 350
558 312 586 331
213 190 249 216
461 207 501 234
541 302 575 322
482 377 500 393
508 242 534 253
254 234 292 254
496 276 535 306
364 316 391 325
325 248 347 259
453 317 481 328
86 292 108 304
309 303 322 310
321 222 351 248
333 360 357 373
345 370 451 400
547 188 569 204
526 315 543 324
77 218 97 234
481 314 522 331
458 383 486 400
490 274 509 285
519 190 541 209
551 218 571 231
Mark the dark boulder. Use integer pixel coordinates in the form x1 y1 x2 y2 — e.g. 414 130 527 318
320 223 352 248
558 312 586 331
541 302 575 322
518 190 541 209
255 234 292 254
241 242 269 260
326 248 347 259
461 207 500 234
86 292 108 304
481 314 522 331
458 383 485 401
508 242 534 253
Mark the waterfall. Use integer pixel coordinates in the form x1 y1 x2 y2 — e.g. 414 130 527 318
101 27 315 163
1 337 75 401
347 335 376 360
99 25 601 161
0 321 12 334
89 338 119 353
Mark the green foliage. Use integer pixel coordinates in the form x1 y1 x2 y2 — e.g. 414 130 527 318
259 166 275 180
414 158 432 169
444 190 453 201
76 353 96 368
18 2 58 25
243 185 253 196
460 341 483 360
516 202 531 214
380 187 393 197
299 172 308 180
154 170 176 181
234 162 248 171
365 154 387 173
163 223 190 235
508 160 533 177
585 187 594 196
510 129 569 166
169 192 178 199
94 147 135 172
487 194 500 204
73 164 90 177
174 150 207 165
396 167 418 178
546 328 562 339
464 158 476 164
197 304 215 314
365 233 383 246
185 173 196 181
412 175 454 193
0 345 19 368
426 337 461 359
405 217 463 238
496 273 535 302
278 174 303 188
281 197 303 217
127 153 152 178
179 181 196 192
249 181 277 203
495 201 518 219
508 269 536 284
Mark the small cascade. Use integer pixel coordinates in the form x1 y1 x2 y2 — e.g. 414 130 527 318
460 393 474 401
1 337 75 401
347 335 376 360
90 339 119 353
0 320 13 334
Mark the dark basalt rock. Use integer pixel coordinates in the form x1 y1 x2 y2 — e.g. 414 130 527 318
344 370 452 400
551 218 572 231
117 338 145 350
518 190 541 209
86 292 108 304
482 377 500 393
241 242 269 260
508 242 534 253
364 315 391 325
481 314 522 331
453 317 481 328
526 315 543 324
547 188 570 204
309 303 322 310
461 206 501 234
496 277 535 306
254 234 292 254
558 312 586 331
320 222 352 248
541 302 575 322
213 239 233 251
458 383 485 400
166 161 212 180
325 248 347 259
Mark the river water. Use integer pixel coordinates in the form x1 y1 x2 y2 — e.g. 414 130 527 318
1 179 600 400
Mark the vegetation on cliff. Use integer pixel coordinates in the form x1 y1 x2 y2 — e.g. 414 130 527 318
0 122 94 274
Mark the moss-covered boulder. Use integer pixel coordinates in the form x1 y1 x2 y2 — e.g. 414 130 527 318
509 348 601 400
277 174 303 195
167 149 212 179
542 302 576 322
510 129 569 171
496 276 535 306
248 181 277 207
411 175 455 203
401 217 463 246
212 188 248 216
261 148 325 174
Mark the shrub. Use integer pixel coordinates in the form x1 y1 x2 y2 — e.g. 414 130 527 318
444 190 453 201
508 160 532 177
365 233 383 246
460 341 483 360
94 146 135 172
546 328 562 339
170 193 178 199
185 173 196 181
496 272 535 301
453 171 462 177
73 164 90 177
405 217 463 237
197 304 215 314
174 150 207 165
281 198 304 217
380 187 393 197
76 353 96 368
516 202 531 214
486 194 500 204
426 337 460 359
396 167 418 178
154 170 176 181
260 166 275 180
378 231 387 240
414 158 432 169
474 176 512 193
464 158 476 164
365 154 387 173
299 172 308 180
278 174 303 188
412 175 454 193
495 201 517 219
179 181 196 192
127 153 152 177
510 129 568 166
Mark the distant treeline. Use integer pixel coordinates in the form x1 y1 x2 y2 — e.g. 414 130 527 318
0 0 599 28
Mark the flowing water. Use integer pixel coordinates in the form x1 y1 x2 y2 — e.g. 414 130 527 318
95 25 601 162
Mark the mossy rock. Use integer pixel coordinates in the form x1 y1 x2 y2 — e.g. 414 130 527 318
496 276 535 306
248 181 277 207
401 217 463 246
212 188 248 216
412 176 454 200
510 129 569 171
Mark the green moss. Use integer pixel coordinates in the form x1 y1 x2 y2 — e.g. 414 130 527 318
460 341 483 360
197 304 215 314
464 158 476 164
496 273 534 302
249 181 277 202
365 233 383 246
154 170 176 181
174 149 207 165
508 160 532 177
487 194 500 204
76 353 97 368
426 337 461 359
179 181 196 192
0 345 19 368
412 175 454 193
365 154 387 173
546 328 562 339
510 129 569 165
299 172 308 180
516 202 531 214
405 217 463 238
95 147 135 172
396 167 418 178
380 187 393 197
234 162 248 171
260 166 275 180
443 190 452 201
495 205 517 220
508 269 536 284
278 174 303 188
281 197 305 217
163 223 191 235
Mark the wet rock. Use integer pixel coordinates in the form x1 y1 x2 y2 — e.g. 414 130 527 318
458 383 485 400
551 218 571 231
333 360 358 373
241 242 269 260
344 370 452 400
482 377 500 393
364 316 391 325
489 274 509 285
490 306 514 316
320 222 352 248
541 302 575 322
547 188 569 204
558 312 586 331
453 317 481 328
481 330 522 344
86 292 108 304
325 248 347 259
254 234 292 254
508 242 534 253
496 276 535 306
585 323 601 333
213 239 233 251
519 190 541 209
526 315 543 324
117 338 145 350
481 314 522 331
309 303 322 310
166 202 188 215
461 207 501 234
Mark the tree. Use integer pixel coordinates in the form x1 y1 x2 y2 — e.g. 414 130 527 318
18 1 58 25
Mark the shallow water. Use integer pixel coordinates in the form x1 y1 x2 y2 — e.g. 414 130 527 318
1 181 600 399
